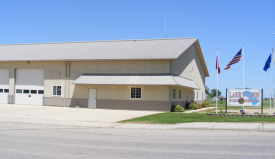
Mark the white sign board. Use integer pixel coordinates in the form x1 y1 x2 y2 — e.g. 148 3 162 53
227 89 262 106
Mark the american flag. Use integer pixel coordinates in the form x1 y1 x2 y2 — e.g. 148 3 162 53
224 49 242 70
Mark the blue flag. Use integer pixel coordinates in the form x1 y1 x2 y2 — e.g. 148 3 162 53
263 54 271 72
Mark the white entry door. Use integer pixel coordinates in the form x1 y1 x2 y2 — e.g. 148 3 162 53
88 89 97 109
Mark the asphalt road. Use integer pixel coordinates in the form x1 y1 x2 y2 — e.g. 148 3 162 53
0 122 274 159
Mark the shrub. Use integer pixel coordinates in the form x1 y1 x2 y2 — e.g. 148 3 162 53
174 105 184 112
202 102 210 107
201 104 206 108
188 102 195 110
185 102 190 109
170 105 176 112
194 103 202 110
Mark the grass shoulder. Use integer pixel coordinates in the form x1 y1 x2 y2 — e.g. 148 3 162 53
120 111 275 124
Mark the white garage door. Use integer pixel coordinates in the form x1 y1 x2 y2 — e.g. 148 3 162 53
15 69 44 106
0 69 9 104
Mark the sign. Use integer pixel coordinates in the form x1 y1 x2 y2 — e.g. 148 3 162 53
227 89 262 106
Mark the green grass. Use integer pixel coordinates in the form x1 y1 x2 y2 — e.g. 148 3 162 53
210 99 273 112
120 112 275 124
119 100 275 124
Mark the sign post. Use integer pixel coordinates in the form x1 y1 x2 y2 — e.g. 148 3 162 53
225 88 227 113
261 89 264 114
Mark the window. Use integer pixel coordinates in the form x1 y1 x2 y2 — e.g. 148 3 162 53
131 87 141 99
189 93 190 102
53 86 62 96
202 92 203 100
173 88 176 100
193 91 195 100
16 89 22 93
179 89 182 100
38 90 44 94
4 89 9 93
0 89 3 93
31 90 37 94
23 90 29 94
197 92 198 100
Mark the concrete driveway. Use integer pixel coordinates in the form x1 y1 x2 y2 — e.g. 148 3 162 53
0 104 162 127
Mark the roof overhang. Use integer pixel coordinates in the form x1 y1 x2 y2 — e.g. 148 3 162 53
72 75 200 89
194 40 209 77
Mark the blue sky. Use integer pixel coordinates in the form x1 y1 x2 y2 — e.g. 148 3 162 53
0 0 275 97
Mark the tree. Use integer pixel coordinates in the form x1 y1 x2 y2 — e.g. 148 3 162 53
211 89 221 97
205 86 212 98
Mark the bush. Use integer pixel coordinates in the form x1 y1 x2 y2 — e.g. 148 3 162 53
202 102 210 107
185 102 190 109
201 104 206 108
174 105 184 112
188 102 195 110
170 105 175 112
194 103 202 110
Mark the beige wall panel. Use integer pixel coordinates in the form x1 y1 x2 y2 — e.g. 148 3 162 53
44 80 66 98
170 86 193 101
0 61 65 80
70 60 170 80
171 44 206 101
0 61 66 99
71 84 170 101
9 68 15 96
143 86 169 101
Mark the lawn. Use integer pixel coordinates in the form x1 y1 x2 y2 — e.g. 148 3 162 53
119 99 275 124
120 112 275 124
208 99 273 113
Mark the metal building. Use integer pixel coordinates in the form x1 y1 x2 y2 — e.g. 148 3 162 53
0 38 209 111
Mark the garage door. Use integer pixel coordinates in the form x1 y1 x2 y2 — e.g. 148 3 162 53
0 69 9 104
15 69 44 106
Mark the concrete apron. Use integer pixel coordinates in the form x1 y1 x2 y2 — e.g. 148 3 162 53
1 104 275 131
0 104 162 128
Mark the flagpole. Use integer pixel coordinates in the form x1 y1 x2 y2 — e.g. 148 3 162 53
273 47 275 115
243 44 244 89
269 47 273 115
216 48 219 114
243 44 244 111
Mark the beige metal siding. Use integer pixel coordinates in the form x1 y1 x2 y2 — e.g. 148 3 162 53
170 86 193 101
0 61 66 99
71 85 170 101
70 60 170 80
0 61 170 99
171 44 206 101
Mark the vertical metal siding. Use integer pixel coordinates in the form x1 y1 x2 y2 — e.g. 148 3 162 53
70 60 170 80
0 61 65 98
0 61 171 100
170 44 205 101
71 85 170 101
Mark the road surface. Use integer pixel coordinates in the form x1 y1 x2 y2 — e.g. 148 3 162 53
0 122 274 159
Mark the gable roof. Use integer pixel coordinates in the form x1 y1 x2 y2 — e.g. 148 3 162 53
0 38 209 76
0 38 197 61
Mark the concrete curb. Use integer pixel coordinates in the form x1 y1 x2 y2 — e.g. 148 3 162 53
115 122 275 131
1 117 275 131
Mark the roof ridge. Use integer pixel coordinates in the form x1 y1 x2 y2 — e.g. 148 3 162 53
0 37 196 46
